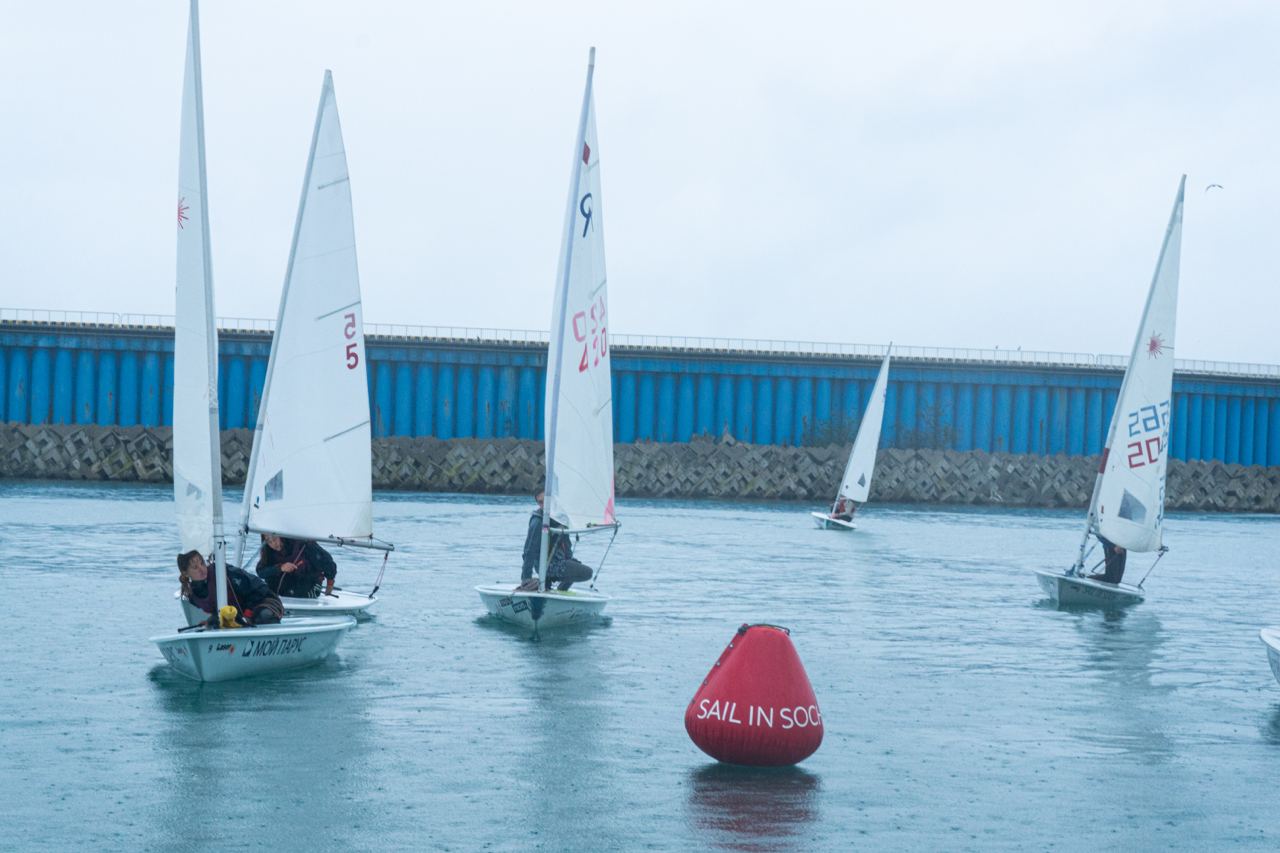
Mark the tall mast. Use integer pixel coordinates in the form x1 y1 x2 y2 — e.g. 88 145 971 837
235 72 336 567
539 47 597 592
186 0 228 612
1071 176 1185 574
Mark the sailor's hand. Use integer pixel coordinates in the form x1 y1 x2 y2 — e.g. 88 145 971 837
281 562 297 573
324 579 335 595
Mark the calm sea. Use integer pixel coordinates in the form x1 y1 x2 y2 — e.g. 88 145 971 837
2 481 1278 851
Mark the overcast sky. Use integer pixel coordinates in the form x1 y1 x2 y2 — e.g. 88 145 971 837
2 1 1277 362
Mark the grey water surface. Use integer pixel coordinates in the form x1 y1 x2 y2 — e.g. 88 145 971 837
2 481 1279 851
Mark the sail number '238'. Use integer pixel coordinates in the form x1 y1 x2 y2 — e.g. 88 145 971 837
1125 400 1169 469
343 312 359 370
572 296 607 373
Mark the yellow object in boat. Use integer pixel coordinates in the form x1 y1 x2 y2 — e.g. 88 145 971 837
218 605 241 629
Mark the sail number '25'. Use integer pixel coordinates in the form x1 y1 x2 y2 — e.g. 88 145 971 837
572 296 607 373
343 312 359 370
1125 400 1169 468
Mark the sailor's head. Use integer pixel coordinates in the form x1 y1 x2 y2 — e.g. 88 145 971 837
534 491 545 508
177 550 208 581
262 533 284 551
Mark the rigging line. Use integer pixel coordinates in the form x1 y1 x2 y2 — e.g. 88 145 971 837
1137 546 1169 590
1071 541 1098 576
369 549 390 597
589 524 619 590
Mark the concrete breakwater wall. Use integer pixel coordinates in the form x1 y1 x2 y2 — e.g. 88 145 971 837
2 422 1278 512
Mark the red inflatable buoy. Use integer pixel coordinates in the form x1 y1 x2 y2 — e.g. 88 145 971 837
684 623 823 766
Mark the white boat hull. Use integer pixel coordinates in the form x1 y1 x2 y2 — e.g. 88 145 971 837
151 615 355 682
177 588 376 626
1034 570 1144 608
280 589 376 618
810 512 856 531
475 584 609 630
1259 628 1280 685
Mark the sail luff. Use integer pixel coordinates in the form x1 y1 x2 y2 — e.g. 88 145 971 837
540 47 597 590
236 71 334 566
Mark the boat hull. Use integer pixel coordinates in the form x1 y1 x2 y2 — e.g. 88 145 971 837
810 512 856 531
280 590 376 619
1034 570 1144 608
150 616 355 682
475 584 609 630
1260 628 1280 685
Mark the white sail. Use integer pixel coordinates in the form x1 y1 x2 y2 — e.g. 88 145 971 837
173 0 223 558
838 349 891 504
241 71 373 544
544 48 615 532
1088 177 1185 554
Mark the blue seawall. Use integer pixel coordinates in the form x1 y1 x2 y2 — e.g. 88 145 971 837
3 320 1279 465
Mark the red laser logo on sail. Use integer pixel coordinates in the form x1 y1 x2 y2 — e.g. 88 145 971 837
177 197 189 230
1146 333 1165 358
582 142 591 164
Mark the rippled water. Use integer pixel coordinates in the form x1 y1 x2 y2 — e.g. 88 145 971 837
2 480 1280 850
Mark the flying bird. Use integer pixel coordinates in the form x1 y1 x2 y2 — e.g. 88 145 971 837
1205 183 1224 193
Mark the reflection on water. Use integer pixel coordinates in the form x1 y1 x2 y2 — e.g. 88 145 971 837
146 656 376 849
685 764 821 852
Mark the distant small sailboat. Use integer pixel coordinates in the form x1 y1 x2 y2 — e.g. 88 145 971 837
811 348 891 531
152 0 353 681
1035 176 1185 608
476 47 616 631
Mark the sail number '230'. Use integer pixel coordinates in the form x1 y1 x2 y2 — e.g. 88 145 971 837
1125 400 1169 468
572 296 607 373
343 312 360 370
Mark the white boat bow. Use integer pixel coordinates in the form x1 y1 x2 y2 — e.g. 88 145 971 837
476 584 609 630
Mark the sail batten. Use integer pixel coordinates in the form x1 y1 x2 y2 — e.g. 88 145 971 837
1086 176 1185 555
837 350 892 504
239 71 374 547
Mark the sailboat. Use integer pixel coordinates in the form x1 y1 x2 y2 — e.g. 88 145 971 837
811 348 891 530
1034 176 1185 608
152 0 354 681
476 48 617 631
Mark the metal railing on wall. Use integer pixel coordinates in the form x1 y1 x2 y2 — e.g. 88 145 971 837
4 305 1279 379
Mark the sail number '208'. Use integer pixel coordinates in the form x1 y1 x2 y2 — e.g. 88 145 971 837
572 296 607 373
1125 400 1169 468
343 312 359 370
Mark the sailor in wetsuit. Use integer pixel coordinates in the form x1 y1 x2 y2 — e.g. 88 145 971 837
1088 536 1127 584
256 534 337 598
830 498 857 522
178 550 284 626
518 491 594 592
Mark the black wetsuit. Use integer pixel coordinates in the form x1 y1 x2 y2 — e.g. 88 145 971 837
520 509 593 590
189 564 283 625
256 539 337 598
1099 536 1127 584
